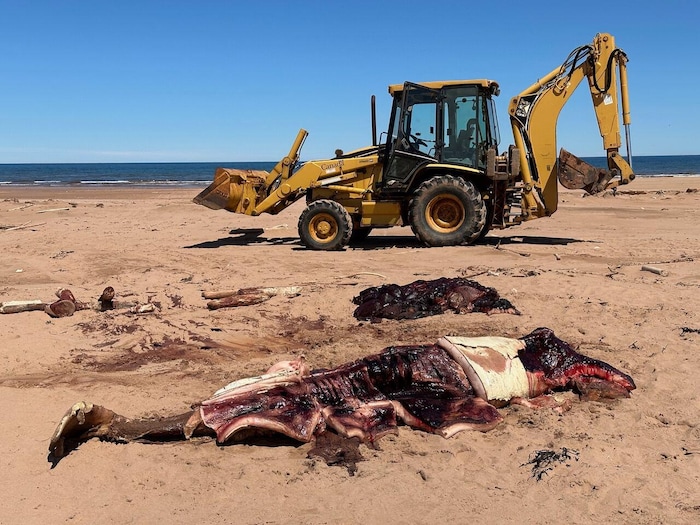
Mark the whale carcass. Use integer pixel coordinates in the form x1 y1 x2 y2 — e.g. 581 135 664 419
353 277 520 321
49 328 635 464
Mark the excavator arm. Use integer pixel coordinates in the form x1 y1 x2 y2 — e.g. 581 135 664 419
508 33 634 218
193 128 381 216
193 129 310 215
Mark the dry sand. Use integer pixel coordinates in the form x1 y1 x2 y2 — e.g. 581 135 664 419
1 177 699 524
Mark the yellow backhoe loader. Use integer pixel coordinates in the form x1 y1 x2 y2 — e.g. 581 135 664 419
194 33 634 250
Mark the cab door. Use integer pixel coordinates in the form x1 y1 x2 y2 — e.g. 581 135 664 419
381 82 442 194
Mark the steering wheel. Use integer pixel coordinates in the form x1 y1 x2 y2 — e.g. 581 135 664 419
409 133 427 150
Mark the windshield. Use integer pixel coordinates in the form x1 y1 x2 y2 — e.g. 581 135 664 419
442 86 496 168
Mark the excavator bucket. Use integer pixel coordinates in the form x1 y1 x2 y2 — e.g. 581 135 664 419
558 148 614 195
193 168 269 214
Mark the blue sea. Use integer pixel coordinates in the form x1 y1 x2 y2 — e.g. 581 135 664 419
0 161 276 187
0 156 698 187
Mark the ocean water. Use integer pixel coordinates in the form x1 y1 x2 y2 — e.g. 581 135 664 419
0 156 697 187
583 155 700 177
0 162 276 187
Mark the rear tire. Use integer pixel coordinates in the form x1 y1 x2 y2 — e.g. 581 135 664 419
408 175 486 247
476 201 494 242
298 199 353 250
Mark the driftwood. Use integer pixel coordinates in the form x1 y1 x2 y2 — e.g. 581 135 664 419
343 272 388 279
494 240 531 257
203 286 302 310
1 221 46 233
36 207 71 214
8 203 34 211
641 265 668 276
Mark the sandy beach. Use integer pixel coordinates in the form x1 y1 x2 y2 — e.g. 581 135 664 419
1 176 699 524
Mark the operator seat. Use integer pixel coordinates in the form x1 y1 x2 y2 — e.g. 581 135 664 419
455 129 473 154
454 121 477 166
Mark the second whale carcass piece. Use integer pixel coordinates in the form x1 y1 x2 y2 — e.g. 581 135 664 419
353 277 520 321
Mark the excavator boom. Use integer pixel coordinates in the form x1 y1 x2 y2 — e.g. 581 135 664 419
508 33 634 218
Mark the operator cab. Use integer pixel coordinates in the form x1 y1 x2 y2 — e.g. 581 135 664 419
380 80 501 193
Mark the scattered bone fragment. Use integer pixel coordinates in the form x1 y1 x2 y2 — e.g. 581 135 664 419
56 288 90 310
203 286 301 309
130 303 156 314
202 286 302 300
1 286 138 317
98 287 115 311
207 294 269 310
45 299 77 318
0 300 46 314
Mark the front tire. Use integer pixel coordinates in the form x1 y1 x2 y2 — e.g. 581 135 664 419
408 175 486 247
298 199 353 250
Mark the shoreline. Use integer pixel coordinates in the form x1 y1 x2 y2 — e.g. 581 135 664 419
0 185 201 200
2 175 698 201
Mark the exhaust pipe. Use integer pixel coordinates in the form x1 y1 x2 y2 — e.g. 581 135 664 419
371 94 377 147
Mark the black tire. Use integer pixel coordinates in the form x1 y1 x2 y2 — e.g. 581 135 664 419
476 201 494 242
297 199 353 250
349 225 373 244
408 175 486 247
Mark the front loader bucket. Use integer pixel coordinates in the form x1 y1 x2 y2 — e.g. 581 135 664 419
558 148 614 195
193 168 269 214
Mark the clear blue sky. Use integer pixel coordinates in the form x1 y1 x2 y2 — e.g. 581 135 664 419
0 0 696 163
